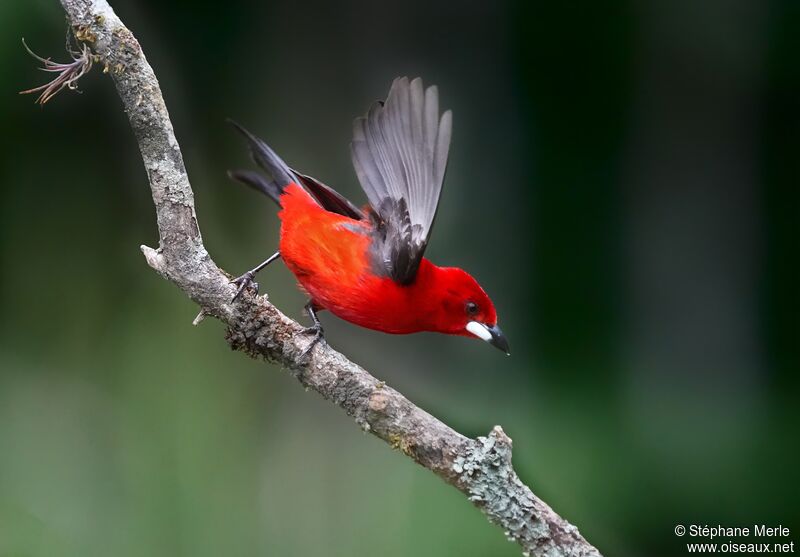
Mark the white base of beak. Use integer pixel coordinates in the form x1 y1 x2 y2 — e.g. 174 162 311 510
466 321 493 342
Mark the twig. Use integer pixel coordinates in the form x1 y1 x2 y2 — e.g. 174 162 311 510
39 2 602 555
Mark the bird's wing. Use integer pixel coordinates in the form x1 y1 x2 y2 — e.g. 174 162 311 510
350 77 452 285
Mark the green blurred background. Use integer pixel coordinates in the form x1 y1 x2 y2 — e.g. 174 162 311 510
1 0 797 555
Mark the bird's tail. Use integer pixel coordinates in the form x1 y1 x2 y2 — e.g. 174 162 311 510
227 119 297 206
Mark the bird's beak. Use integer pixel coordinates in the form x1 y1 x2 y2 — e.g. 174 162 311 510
466 321 511 355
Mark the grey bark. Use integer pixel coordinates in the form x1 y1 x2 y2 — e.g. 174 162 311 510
49 2 602 555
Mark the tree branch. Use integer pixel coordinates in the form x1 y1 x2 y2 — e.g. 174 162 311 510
45 2 602 555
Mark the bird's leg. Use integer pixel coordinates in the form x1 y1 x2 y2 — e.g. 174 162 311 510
299 300 325 359
231 251 281 301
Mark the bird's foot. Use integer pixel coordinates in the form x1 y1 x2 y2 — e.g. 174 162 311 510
231 271 259 301
299 323 325 360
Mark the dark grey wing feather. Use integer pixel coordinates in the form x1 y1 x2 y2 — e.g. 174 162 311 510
350 77 452 284
294 171 365 221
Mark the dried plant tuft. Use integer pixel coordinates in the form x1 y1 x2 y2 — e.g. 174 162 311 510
20 38 93 105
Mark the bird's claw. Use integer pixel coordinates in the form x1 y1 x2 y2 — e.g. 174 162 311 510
231 271 259 301
299 324 325 360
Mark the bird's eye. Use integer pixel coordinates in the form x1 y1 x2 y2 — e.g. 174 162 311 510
465 302 479 316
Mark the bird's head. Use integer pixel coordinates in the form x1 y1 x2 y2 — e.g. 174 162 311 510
421 265 509 355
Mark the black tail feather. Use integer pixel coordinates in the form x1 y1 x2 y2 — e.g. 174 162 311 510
227 169 284 206
227 120 366 220
227 119 296 205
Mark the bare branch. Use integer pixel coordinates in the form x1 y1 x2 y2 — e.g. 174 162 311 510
45 1 602 555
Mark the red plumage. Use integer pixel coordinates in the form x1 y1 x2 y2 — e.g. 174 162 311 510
229 77 508 354
279 183 497 336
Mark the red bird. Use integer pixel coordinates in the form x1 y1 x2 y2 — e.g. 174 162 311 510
229 77 509 355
